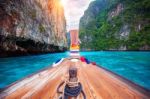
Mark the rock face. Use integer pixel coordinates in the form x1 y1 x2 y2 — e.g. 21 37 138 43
0 0 67 57
79 0 150 51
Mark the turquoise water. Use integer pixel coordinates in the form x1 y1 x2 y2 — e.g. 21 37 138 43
0 52 68 88
0 51 150 90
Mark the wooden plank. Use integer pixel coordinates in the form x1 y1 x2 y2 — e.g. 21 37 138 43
81 63 138 99
30 61 71 99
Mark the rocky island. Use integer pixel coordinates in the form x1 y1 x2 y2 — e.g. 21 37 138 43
0 0 67 57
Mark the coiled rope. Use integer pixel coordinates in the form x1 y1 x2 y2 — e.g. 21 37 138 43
57 66 86 99
64 82 86 99
57 81 86 99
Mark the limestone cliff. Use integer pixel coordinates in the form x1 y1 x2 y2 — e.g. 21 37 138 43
79 0 150 51
0 0 67 57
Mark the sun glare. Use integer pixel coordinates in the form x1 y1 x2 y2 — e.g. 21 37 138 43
60 0 66 6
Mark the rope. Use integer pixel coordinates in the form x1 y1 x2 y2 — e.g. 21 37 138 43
57 81 86 99
57 81 65 94
57 67 86 99
64 82 86 99
66 78 79 88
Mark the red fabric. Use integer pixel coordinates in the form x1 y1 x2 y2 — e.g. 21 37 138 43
80 56 86 62
71 44 77 47
91 62 96 65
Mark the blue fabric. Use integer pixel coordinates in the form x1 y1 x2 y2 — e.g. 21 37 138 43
55 59 61 63
85 58 90 64
57 82 86 99
64 83 85 99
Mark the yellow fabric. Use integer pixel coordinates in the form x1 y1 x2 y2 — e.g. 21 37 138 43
70 45 80 50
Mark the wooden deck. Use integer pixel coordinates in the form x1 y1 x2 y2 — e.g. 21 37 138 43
0 58 150 99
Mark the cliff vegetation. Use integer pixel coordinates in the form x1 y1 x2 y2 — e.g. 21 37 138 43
79 0 150 51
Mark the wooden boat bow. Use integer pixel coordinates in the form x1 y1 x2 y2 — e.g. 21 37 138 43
0 58 150 99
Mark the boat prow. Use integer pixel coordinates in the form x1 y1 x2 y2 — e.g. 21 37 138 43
0 58 150 99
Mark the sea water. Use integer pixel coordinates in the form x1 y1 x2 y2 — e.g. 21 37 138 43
0 51 150 90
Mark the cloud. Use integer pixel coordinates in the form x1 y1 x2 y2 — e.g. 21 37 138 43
63 0 94 30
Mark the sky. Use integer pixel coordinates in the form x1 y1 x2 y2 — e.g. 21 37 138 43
61 0 94 31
